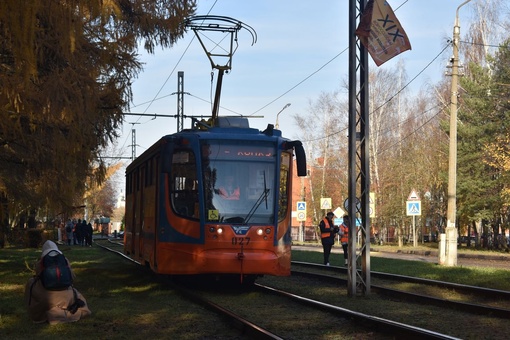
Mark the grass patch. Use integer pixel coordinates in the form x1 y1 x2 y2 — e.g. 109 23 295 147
2 244 509 339
0 245 240 339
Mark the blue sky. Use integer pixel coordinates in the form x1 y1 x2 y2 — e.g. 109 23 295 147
115 0 476 159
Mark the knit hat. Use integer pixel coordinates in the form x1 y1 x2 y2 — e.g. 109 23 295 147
41 240 62 258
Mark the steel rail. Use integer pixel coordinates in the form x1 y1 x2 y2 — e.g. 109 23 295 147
95 240 283 339
292 260 510 299
256 283 459 340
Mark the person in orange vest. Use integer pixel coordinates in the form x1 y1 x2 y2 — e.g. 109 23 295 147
339 215 350 266
319 212 338 266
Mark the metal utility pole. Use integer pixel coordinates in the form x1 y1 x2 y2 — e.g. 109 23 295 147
440 0 472 266
177 71 184 132
131 128 136 161
129 122 140 161
348 0 370 296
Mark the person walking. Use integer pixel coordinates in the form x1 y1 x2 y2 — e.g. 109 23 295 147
319 212 338 266
339 215 350 266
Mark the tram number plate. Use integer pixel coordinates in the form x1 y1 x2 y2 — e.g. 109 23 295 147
232 237 250 246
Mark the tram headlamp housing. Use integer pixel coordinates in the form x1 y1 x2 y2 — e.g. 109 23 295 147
256 228 263 236
208 226 223 234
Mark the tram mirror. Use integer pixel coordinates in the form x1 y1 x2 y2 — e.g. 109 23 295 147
295 144 307 177
286 141 307 177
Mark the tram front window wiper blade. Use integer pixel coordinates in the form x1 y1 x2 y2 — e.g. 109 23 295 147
244 171 269 224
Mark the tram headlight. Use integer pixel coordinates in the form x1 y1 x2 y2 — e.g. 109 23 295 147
209 226 223 234
265 228 271 234
256 228 263 236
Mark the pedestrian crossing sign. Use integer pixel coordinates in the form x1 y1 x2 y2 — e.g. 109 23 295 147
406 201 421 216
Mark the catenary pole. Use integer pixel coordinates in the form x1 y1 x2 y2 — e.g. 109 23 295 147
348 0 370 296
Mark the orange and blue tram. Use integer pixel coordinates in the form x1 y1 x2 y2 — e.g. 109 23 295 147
124 117 306 282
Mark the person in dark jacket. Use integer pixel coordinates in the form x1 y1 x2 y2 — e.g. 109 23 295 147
77 219 87 246
319 212 338 265
85 222 93 246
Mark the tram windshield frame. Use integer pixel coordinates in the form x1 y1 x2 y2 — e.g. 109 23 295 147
201 140 277 224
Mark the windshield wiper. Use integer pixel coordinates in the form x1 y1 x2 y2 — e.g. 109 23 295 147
244 171 269 224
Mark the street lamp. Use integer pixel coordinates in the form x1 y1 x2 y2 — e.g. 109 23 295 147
275 103 291 129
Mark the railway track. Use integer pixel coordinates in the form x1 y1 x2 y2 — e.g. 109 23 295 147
94 238 461 339
94 239 283 338
292 261 510 317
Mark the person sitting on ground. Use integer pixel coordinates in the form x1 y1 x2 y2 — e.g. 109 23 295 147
24 240 91 324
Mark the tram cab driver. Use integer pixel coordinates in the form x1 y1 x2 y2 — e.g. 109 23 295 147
218 175 240 200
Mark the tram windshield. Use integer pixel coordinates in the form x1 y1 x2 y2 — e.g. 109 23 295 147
201 141 276 224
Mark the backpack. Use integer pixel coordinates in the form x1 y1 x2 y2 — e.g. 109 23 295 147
39 250 73 290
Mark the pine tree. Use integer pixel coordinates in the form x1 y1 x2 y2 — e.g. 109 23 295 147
0 0 196 223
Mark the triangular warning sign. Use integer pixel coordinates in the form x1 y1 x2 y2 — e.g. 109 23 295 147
408 190 420 201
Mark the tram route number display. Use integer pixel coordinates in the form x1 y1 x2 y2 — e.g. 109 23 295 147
232 237 250 245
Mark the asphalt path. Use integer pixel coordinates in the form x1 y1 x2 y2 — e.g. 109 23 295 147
292 244 510 270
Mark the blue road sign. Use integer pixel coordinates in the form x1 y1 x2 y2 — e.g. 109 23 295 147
406 201 421 216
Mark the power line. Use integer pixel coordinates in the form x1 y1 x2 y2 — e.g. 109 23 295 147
303 43 451 144
118 1 220 154
249 47 349 116
460 40 507 49
376 103 448 156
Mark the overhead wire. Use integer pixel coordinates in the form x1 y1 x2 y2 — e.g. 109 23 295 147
302 41 452 144
248 47 349 116
117 0 219 156
120 0 449 157
376 103 448 156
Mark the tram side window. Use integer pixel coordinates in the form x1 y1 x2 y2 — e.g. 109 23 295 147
278 152 291 222
169 150 198 219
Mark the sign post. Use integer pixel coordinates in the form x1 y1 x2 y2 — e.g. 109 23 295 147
296 201 306 242
406 190 421 247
